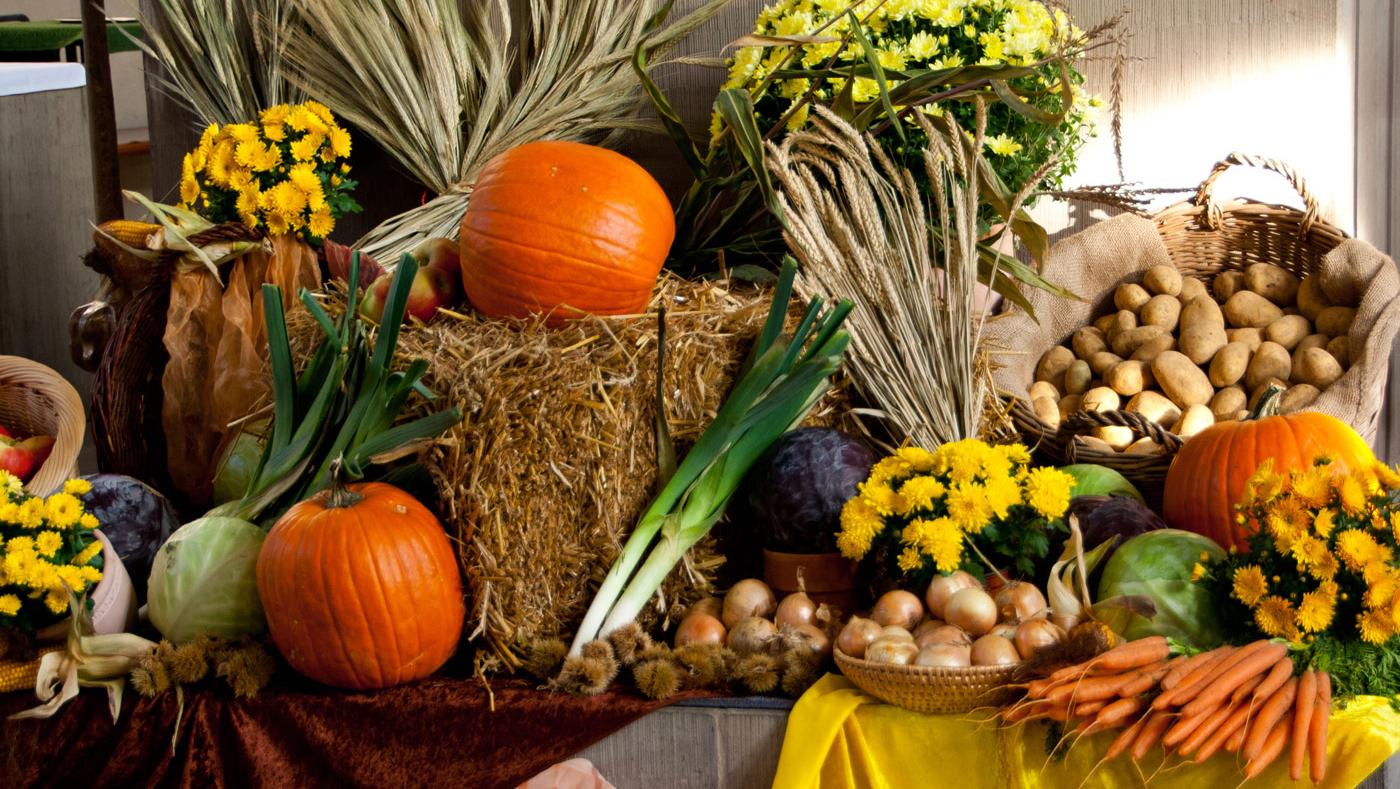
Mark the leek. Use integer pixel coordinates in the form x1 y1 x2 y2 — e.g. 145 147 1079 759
569 258 852 655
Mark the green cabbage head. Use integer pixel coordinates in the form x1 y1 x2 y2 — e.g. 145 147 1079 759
1096 529 1226 649
148 517 266 643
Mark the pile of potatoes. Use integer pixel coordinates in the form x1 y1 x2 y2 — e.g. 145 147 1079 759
1031 262 1356 455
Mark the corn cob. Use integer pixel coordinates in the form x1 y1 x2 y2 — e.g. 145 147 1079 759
94 219 160 251
0 647 61 693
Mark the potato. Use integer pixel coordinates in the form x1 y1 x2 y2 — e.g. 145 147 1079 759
1171 404 1215 438
1179 277 1209 303
1111 325 1169 357
1107 309 1138 339
1126 390 1183 426
1295 333 1328 355
1209 386 1247 419
1226 327 1263 352
1244 263 1300 306
1140 295 1182 330
1064 360 1092 395
1178 297 1228 364
1327 336 1350 368
1058 394 1083 420
1124 437 1164 455
1029 380 1060 401
1074 435 1117 454
1231 409 1251 421
1264 315 1311 350
1315 306 1356 338
1093 313 1118 335
1094 425 1135 450
1280 384 1321 413
1295 347 1343 389
1213 270 1247 303
1152 351 1214 408
1223 291 1284 329
1087 351 1124 376
1080 387 1121 413
1130 334 1176 362
1115 283 1152 313
1072 327 1108 360
1032 396 1061 428
1245 341 1292 391
1296 276 1331 321
1248 378 1288 411
1208 342 1251 387
1105 360 1153 397
1035 346 1075 387
1143 265 1183 296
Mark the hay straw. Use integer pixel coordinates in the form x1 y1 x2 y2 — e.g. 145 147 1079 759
287 275 849 670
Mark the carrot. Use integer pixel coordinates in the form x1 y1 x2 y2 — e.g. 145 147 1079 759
1309 672 1331 783
1106 712 1151 760
1117 659 1172 698
1046 672 1135 705
1130 710 1173 760
1003 698 1054 723
1083 696 1146 735
1244 711 1293 779
1289 670 1317 781
1244 676 1298 762
1069 699 1107 719
1226 724 1248 753
1176 699 1237 756
1250 657 1294 705
1194 696 1256 762
1153 646 1236 710
1180 641 1287 716
1027 676 1067 698
1162 650 1218 690
1162 702 1222 749
1086 636 1172 675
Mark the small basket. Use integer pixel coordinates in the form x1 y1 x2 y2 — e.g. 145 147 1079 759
0 356 85 495
834 647 1021 714
1010 153 1350 503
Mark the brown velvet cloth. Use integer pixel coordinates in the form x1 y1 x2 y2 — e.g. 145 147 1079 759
1 676 701 788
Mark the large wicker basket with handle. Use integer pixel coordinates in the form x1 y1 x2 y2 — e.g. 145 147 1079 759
0 356 85 495
993 152 1398 505
834 647 1021 714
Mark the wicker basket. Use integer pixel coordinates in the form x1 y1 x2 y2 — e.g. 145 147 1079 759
0 356 85 495
1009 153 1350 504
834 647 1021 714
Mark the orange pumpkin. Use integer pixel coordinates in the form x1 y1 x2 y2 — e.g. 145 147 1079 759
257 482 465 690
459 140 675 326
1162 386 1375 550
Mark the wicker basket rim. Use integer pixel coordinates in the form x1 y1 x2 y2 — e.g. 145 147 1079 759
833 646 1022 680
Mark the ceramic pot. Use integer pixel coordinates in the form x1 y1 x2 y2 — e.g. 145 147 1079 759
763 549 859 613
36 530 138 641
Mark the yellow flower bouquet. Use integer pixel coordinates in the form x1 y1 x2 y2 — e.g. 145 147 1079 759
0 473 104 632
837 440 1075 582
178 101 361 241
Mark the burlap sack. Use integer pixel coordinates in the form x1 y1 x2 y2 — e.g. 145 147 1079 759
985 212 1400 445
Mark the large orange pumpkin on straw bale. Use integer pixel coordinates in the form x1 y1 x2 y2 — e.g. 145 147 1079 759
1162 385 1375 551
458 140 676 326
257 481 465 690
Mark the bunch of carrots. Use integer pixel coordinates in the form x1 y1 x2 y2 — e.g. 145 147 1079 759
1005 636 1331 782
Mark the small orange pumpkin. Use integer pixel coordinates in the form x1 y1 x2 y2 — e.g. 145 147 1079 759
459 140 675 326
1162 386 1375 550
257 482 465 690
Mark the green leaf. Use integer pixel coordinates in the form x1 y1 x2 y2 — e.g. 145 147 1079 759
347 409 464 475
371 253 418 373
714 89 783 225
633 42 704 175
846 10 904 142
261 285 296 455
990 79 1065 126
654 306 677 490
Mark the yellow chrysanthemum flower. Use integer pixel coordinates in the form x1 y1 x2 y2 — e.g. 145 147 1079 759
0 593 19 616
1339 473 1370 516
290 133 324 162
44 493 82 529
1232 565 1268 606
307 208 335 239
1253 595 1298 639
34 531 62 558
898 475 946 514
1024 466 1074 519
915 516 965 574
78 513 98 531
859 479 902 516
1358 608 1397 645
1339 528 1392 571
838 497 883 560
896 545 924 572
1314 507 1337 539
868 455 913 486
1310 550 1339 581
894 446 936 471
16 499 44 529
72 539 102 566
1297 587 1336 632
1374 462 1400 490
946 483 993 533
43 589 67 615
62 478 91 497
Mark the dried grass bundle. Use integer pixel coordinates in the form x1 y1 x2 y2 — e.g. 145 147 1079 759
286 275 849 670
768 104 1024 447
280 0 730 261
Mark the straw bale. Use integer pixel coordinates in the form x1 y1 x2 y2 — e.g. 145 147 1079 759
288 275 849 670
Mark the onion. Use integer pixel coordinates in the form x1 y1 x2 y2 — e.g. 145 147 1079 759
915 644 971 668
944 588 998 636
916 624 970 650
722 579 777 629
865 637 919 665
689 596 723 620
775 590 818 628
924 571 980 618
788 623 832 661
990 622 1019 641
726 616 777 655
836 616 882 658
871 590 924 630
879 625 914 642
1013 619 1067 660
911 618 946 639
994 581 1049 622
674 613 726 648
970 634 1021 666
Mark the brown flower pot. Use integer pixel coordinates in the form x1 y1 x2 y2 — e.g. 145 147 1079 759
763 549 860 614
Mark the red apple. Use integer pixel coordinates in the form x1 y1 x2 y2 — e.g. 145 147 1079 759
0 436 35 482
19 435 54 469
414 237 461 282
357 273 393 325
404 265 458 322
0 424 10 439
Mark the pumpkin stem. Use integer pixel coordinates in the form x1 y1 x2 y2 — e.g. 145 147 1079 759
1248 383 1286 420
324 457 363 509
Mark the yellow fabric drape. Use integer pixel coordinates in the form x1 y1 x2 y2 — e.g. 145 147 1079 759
775 675 1400 789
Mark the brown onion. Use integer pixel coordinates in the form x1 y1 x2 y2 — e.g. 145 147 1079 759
775 590 818 628
878 625 914 642
916 624 970 650
1012 619 1066 660
836 617 882 658
925 571 980 618
789 623 832 661
727 616 777 654
722 579 777 629
865 637 919 665
915 644 971 668
944 588 998 636
990 622 1019 641
994 581 1049 623
970 634 1021 666
674 613 726 648
689 596 723 620
871 590 924 630
912 618 946 639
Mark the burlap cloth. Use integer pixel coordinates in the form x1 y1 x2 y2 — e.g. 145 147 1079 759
985 212 1400 445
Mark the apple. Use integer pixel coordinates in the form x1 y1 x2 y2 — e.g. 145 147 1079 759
0 436 35 482
358 264 460 325
413 237 461 284
358 273 393 325
0 424 10 439
19 435 54 469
